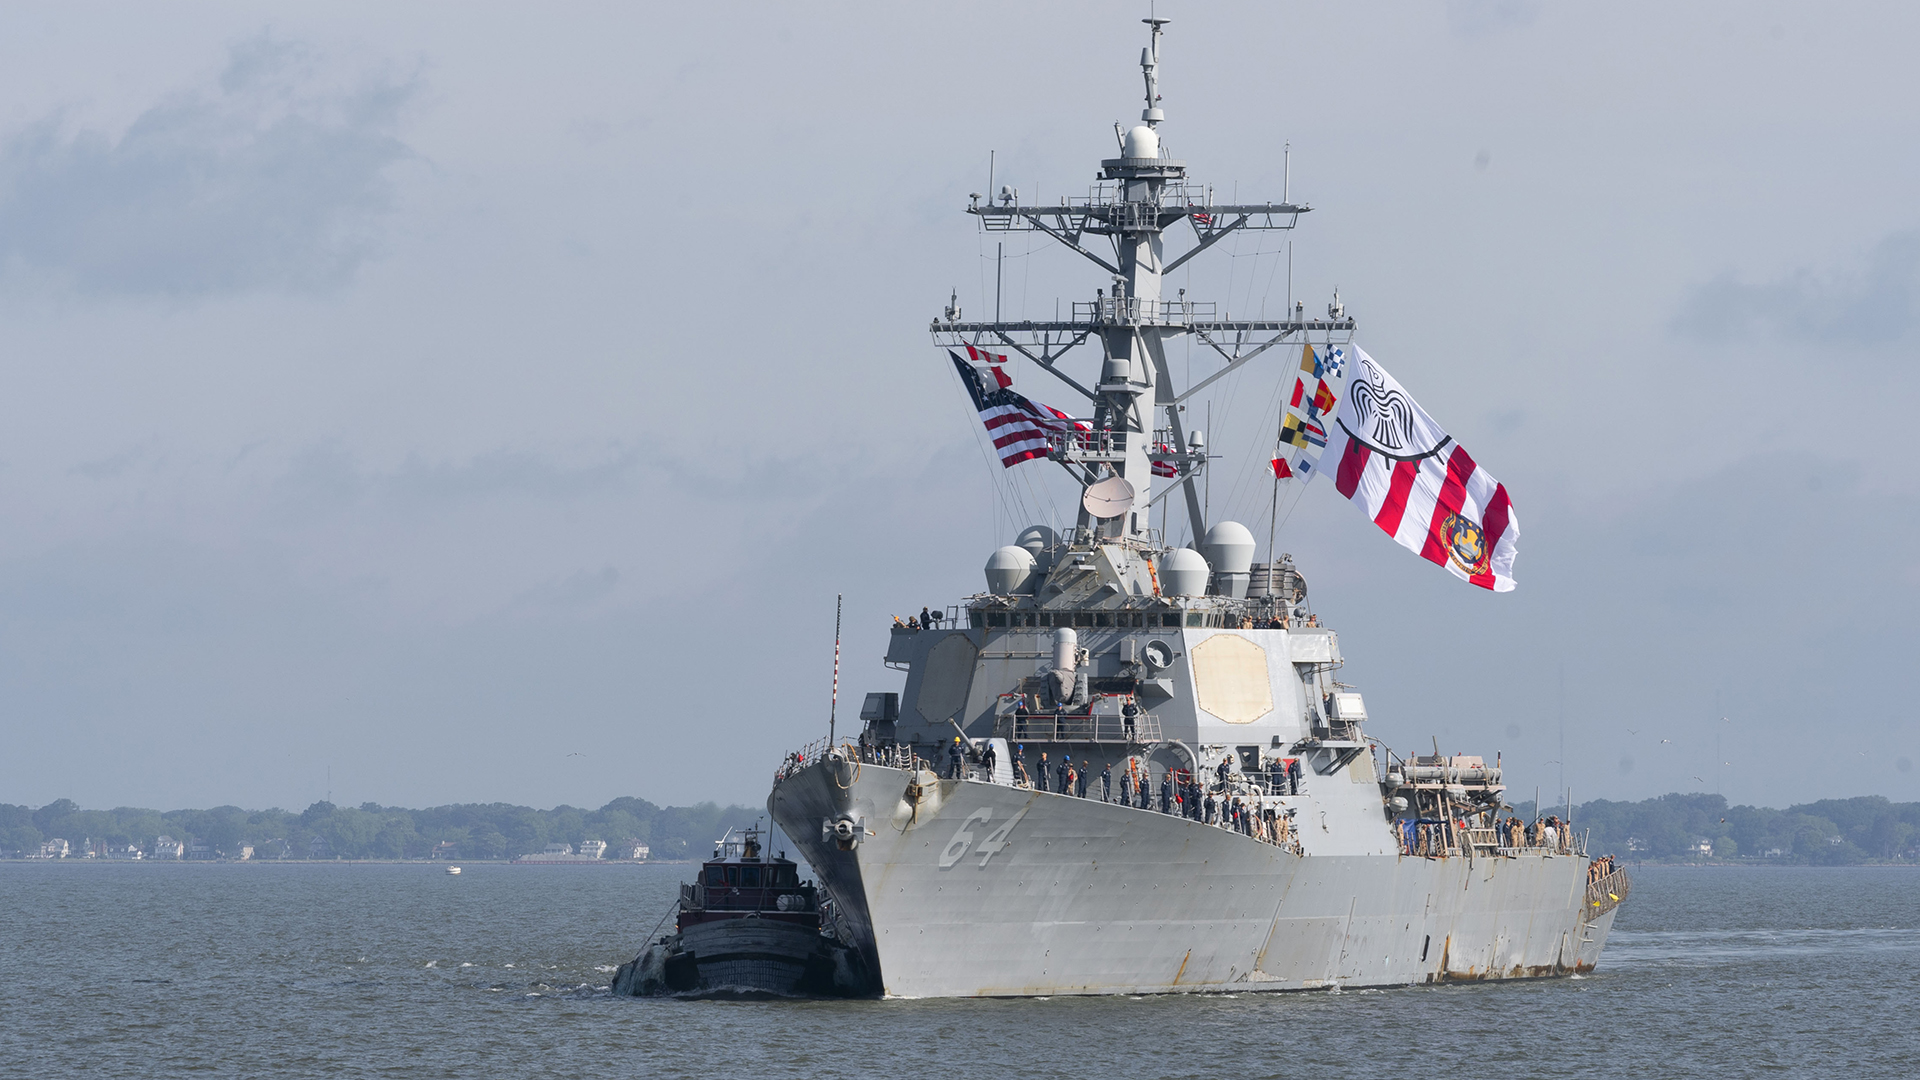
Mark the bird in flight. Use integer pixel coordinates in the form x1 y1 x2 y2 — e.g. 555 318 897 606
1660 739 1672 745
1692 776 1705 782
566 753 585 758
1626 728 1639 735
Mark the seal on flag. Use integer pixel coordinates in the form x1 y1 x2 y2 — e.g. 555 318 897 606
1441 513 1490 575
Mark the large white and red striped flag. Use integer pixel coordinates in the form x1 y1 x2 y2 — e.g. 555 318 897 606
950 349 1086 468
1322 346 1518 591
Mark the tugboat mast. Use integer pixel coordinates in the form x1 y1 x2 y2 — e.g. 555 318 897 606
933 17 1355 545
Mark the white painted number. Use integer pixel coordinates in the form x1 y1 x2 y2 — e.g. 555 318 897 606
975 808 1027 867
939 808 993 869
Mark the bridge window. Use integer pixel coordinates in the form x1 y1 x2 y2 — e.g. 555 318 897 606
1095 613 1112 627
1187 612 1204 627
987 612 1007 627
1161 613 1182 627
1037 613 1053 627
1074 613 1094 627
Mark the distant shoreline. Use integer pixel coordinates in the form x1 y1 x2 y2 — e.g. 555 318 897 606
0 858 701 866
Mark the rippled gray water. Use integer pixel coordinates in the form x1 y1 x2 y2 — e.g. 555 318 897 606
2 861 1915 1079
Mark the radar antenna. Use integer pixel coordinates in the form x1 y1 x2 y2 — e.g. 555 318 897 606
931 21 1354 544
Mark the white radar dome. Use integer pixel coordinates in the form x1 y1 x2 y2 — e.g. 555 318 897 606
1014 524 1061 572
984 545 1037 595
1158 547 1211 597
1123 124 1160 159
1202 520 1256 598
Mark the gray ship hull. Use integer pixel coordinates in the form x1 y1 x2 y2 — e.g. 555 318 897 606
770 760 1618 998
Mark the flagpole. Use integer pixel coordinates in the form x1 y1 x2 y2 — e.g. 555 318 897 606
1267 469 1280 589
828 594 842 746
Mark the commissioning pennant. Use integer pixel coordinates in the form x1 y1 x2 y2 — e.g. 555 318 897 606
1316 346 1519 591
950 349 1086 468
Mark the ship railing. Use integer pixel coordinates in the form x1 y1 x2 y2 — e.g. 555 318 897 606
1493 830 1585 858
774 736 835 782
1228 773 1305 798
1009 711 1162 745
1583 867 1631 921
1069 297 1218 326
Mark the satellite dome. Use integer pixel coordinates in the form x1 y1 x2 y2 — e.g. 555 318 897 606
1158 547 1210 597
985 545 1037 595
1123 124 1160 159
1202 521 1256 598
1014 524 1061 572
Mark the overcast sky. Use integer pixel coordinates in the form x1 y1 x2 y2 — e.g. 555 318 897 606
1 1 1915 813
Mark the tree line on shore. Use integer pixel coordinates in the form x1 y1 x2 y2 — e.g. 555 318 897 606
0 797 763 861
1512 793 1919 863
5 791 1915 864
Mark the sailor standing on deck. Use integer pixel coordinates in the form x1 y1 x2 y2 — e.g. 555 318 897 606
1037 752 1050 792
1159 772 1173 814
1058 757 1071 796
948 737 964 779
980 740 996 778
1101 763 1112 802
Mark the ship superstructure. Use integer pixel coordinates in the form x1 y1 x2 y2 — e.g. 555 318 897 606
757 19 1628 999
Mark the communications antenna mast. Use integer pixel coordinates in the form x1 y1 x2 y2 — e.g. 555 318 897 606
931 18 1354 543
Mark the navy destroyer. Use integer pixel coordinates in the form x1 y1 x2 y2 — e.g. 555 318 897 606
763 18 1627 998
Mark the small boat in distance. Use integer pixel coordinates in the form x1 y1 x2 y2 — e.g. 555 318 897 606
446 866 461 875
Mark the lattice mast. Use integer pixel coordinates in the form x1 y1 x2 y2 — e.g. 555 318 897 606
932 18 1354 544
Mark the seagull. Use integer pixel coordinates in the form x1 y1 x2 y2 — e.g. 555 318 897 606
1626 728 1639 735
1692 776 1705 782
1660 739 1672 745
566 753 585 758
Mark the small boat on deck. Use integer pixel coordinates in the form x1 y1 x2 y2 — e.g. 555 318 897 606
611 827 875 997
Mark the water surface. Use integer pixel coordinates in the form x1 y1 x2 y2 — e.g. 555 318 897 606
2 862 1914 1079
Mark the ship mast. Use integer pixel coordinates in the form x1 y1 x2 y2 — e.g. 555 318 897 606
933 18 1354 546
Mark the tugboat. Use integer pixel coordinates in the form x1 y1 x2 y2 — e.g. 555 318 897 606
611 828 875 997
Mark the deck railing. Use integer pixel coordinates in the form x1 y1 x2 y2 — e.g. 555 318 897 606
1009 711 1162 745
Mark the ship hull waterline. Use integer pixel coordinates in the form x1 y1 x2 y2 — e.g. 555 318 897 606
769 758 1616 998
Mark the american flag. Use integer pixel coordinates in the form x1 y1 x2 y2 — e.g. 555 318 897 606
1151 443 1179 478
950 350 1084 468
1189 207 1213 228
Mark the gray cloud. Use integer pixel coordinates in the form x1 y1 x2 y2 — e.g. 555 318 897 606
1672 231 1920 344
1446 0 1542 36
0 35 414 297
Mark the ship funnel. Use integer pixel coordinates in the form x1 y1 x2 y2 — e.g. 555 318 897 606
1158 547 1211 597
985 546 1036 595
1202 521 1256 598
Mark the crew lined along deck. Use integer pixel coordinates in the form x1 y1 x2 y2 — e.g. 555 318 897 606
1396 813 1589 859
778 738 1309 855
